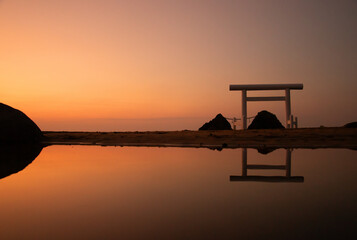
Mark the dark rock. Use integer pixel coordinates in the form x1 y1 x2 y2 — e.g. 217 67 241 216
0 103 43 144
199 114 232 130
0 144 43 180
344 122 357 128
256 147 277 155
248 110 285 130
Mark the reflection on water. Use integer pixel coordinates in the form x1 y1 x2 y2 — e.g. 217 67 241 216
0 144 43 180
230 148 304 182
0 146 356 239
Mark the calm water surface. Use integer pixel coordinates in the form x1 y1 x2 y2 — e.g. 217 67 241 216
0 146 356 239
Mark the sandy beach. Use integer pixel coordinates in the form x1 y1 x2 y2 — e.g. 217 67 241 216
42 127 357 149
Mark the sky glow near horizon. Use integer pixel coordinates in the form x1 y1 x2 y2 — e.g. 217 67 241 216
1 0 356 131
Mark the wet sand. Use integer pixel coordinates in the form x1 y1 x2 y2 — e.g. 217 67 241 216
42 127 357 149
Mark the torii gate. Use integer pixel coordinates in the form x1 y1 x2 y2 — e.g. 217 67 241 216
229 84 303 129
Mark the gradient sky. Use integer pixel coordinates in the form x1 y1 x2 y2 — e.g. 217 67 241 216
1 0 356 130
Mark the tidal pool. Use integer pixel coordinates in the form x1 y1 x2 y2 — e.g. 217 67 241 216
0 146 356 239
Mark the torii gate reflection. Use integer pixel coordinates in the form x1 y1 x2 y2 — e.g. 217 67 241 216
230 148 304 183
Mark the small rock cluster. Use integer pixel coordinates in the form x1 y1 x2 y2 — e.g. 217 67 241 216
199 114 232 130
248 111 284 129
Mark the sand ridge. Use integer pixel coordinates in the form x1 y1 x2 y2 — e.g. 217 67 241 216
42 127 357 149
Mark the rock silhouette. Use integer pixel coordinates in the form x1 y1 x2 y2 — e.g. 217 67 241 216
0 144 43 180
256 147 277 155
199 114 232 130
0 103 43 143
344 122 357 128
248 111 284 129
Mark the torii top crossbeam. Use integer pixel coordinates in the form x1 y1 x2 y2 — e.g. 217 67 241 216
230 83 303 91
229 83 303 129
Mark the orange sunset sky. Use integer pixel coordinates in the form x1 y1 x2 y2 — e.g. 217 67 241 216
1 0 356 131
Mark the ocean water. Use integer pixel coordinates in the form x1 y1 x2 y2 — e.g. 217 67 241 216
0 146 356 239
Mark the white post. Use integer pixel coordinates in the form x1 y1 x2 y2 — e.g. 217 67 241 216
242 90 247 129
285 89 291 128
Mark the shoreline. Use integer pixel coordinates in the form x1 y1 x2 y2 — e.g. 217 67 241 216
42 127 357 150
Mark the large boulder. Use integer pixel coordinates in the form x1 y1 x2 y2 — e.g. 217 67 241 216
248 110 285 130
199 114 232 130
0 103 43 143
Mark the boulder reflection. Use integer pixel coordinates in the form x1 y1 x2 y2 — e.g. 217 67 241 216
230 148 304 183
0 144 43 180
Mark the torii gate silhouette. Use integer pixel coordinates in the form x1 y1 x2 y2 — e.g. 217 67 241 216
229 84 303 129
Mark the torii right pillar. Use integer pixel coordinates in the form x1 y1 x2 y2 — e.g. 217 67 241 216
229 84 303 129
